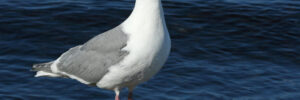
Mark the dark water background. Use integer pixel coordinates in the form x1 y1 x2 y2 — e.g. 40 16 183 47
0 0 300 100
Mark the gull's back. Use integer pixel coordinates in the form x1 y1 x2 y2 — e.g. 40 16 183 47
33 26 129 85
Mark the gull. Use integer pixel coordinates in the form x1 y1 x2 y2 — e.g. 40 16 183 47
32 0 171 100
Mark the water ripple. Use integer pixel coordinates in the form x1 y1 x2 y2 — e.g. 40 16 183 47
0 0 299 100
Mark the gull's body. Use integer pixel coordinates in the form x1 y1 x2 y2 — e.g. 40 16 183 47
33 0 171 99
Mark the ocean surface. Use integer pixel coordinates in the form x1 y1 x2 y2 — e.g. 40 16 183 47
0 0 299 100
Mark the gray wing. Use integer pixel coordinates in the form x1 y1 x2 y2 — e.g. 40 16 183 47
56 26 128 84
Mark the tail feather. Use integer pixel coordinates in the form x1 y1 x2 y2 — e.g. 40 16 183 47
32 61 53 72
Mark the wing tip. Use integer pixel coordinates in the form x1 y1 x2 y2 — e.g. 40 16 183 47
35 71 60 77
32 62 53 72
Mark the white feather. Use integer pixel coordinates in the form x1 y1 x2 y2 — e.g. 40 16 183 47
97 0 171 90
35 71 60 77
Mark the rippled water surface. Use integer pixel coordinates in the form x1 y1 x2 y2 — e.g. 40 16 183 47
0 0 300 100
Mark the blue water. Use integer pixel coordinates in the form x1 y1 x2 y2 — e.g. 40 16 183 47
0 0 300 100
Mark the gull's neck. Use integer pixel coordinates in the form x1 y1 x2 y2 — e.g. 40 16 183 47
122 0 167 35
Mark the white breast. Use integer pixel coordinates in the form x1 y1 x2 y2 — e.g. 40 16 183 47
97 0 171 90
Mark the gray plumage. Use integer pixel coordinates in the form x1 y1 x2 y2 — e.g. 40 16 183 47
32 61 53 72
33 26 129 84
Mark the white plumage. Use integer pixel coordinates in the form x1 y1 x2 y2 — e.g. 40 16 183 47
33 0 170 100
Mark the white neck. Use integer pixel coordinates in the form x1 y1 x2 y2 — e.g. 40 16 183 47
122 0 167 35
